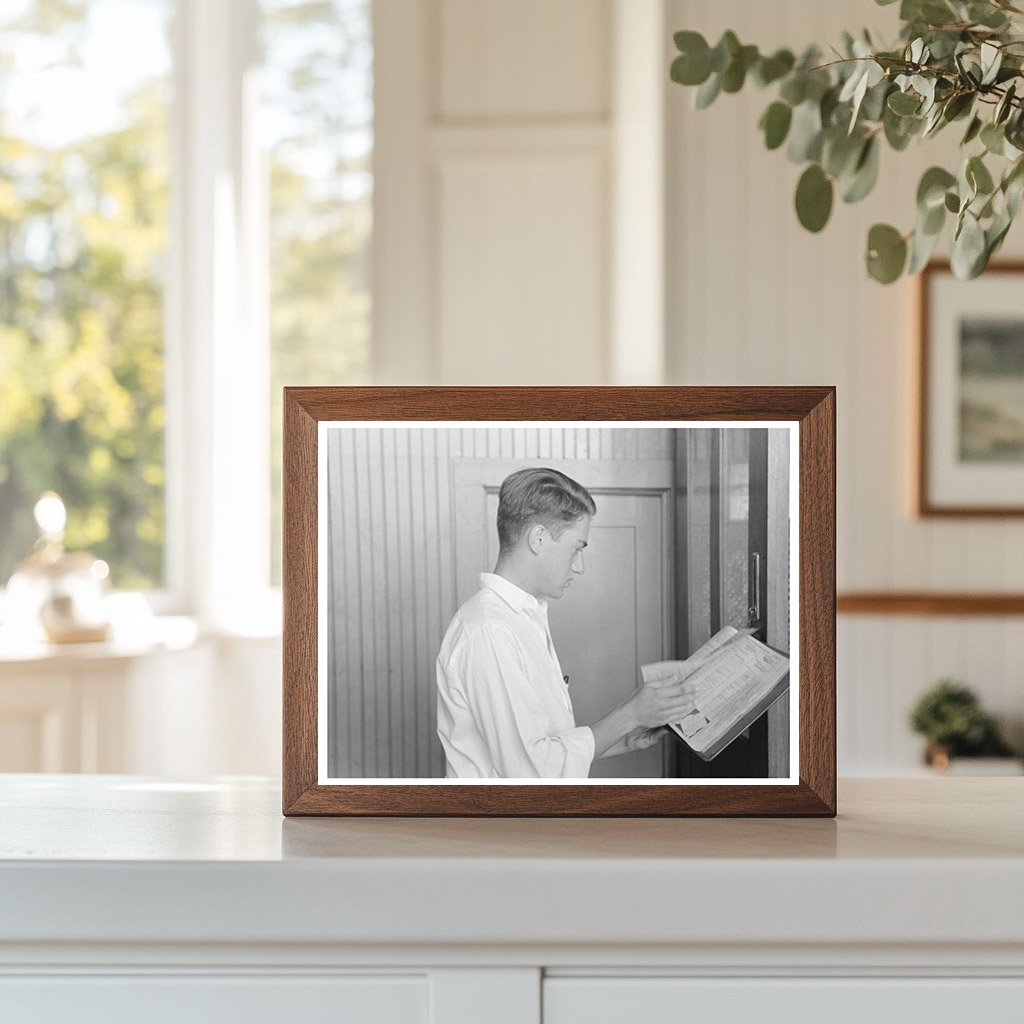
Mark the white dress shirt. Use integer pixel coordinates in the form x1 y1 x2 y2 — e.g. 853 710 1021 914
435 573 595 779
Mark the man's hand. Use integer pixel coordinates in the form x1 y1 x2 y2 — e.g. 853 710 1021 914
600 726 668 758
627 675 698 729
589 674 698 760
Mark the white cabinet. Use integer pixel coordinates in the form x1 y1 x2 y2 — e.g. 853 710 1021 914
2 777 1023 1023
2 975 428 1024
0 637 211 773
544 977 1024 1023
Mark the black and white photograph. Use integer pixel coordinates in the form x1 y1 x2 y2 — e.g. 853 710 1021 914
318 422 797 784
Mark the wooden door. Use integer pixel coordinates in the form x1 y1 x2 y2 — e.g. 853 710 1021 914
673 428 789 779
453 458 675 778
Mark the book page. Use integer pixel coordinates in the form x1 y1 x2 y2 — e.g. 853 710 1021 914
640 626 739 684
693 638 787 722
642 630 789 758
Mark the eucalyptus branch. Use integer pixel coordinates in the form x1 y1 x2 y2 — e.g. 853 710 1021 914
670 2 1024 283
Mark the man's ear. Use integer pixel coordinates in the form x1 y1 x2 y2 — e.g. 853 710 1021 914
525 523 546 555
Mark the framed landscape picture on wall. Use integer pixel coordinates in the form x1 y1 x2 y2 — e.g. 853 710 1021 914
281 387 836 817
918 262 1024 517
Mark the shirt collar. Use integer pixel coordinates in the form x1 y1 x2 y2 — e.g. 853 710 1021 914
478 572 544 614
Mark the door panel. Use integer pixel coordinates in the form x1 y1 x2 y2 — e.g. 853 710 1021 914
455 458 675 779
676 428 775 779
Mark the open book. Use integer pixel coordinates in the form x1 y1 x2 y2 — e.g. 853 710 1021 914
641 626 790 761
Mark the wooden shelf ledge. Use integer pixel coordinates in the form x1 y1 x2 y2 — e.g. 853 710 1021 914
837 592 1024 616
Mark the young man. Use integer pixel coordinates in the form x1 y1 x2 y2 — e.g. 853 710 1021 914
435 467 697 779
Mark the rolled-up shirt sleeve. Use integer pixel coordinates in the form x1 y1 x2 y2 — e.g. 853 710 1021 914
445 624 594 779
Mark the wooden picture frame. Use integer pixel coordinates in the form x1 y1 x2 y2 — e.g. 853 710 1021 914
283 387 836 816
917 261 1024 517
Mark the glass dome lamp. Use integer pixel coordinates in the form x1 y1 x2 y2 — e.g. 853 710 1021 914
5 492 111 645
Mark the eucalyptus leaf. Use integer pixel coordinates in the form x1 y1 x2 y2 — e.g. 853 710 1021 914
922 102 946 137
671 53 709 87
913 75 937 112
721 44 759 93
866 223 908 283
760 102 793 150
962 115 983 145
861 80 892 122
888 90 921 115
694 73 721 109
822 128 863 178
926 30 962 60
674 29 707 53
754 49 795 87
995 82 1017 124
884 106 921 149
1003 157 1024 216
967 154 995 196
787 100 823 162
920 200 946 235
842 137 881 203
795 164 834 232
820 85 841 126
908 221 942 273
944 190 960 213
917 166 957 210
903 0 958 28
981 122 1005 155
986 213 1012 259
980 42 1002 87
779 73 807 106
970 2 1009 29
951 211 986 278
942 92 974 122
1006 172 1024 218
710 31 740 73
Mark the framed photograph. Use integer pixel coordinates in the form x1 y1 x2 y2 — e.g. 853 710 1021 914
917 261 1024 517
283 387 835 816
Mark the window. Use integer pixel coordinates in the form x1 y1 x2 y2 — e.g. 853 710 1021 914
0 0 374 622
0 0 173 590
261 0 373 584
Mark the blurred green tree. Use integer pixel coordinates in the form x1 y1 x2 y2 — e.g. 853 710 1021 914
0 0 372 593
0 0 170 588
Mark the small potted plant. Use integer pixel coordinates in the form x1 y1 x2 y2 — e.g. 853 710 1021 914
909 679 1019 773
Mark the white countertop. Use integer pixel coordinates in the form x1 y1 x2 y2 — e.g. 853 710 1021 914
2 775 1023 951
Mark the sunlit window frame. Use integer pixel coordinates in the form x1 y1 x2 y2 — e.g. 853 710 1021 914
164 0 279 634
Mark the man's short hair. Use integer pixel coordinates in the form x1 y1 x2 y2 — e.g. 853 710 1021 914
496 467 596 551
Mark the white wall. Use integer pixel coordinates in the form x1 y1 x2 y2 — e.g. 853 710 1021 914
373 0 665 386
665 0 1024 772
204 0 1023 779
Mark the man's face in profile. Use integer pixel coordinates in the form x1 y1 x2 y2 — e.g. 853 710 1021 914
536 515 590 601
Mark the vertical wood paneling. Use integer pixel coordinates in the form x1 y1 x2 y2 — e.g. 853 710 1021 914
394 429 414 777
409 429 429 777
1003 628 1024 753
369 430 390 775
835 621 857 774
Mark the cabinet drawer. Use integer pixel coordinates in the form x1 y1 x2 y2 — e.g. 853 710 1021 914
544 977 1024 1023
0 974 427 1024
